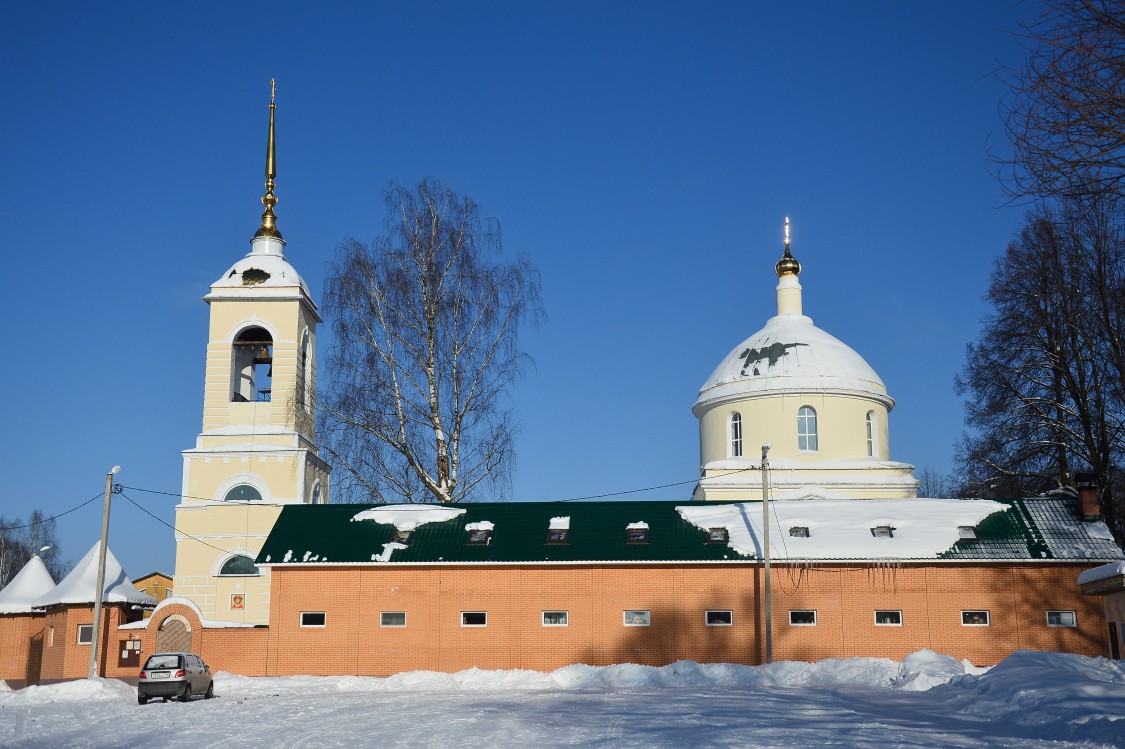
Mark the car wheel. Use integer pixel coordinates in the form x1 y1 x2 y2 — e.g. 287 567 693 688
137 693 147 705
204 681 214 699
178 683 191 702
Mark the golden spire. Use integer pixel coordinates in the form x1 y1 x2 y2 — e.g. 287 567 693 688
253 79 283 240
774 215 801 277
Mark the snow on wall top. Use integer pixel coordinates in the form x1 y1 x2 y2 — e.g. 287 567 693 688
1077 561 1125 585
32 542 157 608
695 313 890 411
676 499 1010 560
351 505 466 531
0 555 56 614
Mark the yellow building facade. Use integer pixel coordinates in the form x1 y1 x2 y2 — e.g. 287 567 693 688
172 87 331 625
693 221 918 501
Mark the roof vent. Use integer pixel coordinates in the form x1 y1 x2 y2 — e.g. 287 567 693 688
706 528 729 544
957 526 978 543
870 525 894 538
388 529 412 546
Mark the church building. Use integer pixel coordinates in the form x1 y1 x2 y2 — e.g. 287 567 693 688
693 219 918 501
1 86 1121 686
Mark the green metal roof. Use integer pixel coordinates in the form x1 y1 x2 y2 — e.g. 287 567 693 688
256 497 1122 567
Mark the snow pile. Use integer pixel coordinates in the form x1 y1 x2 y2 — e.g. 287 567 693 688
465 521 495 532
934 650 1125 745
676 499 1010 560
0 677 133 705
351 505 465 530
210 650 983 696
548 516 570 530
626 521 649 530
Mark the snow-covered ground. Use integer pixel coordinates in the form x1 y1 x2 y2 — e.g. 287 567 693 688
1 650 1123 748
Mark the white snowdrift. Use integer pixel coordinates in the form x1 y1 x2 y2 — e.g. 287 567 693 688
0 677 133 705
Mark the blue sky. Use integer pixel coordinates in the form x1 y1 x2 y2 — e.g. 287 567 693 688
1 2 1038 578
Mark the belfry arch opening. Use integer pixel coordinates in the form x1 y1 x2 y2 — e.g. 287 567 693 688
232 327 273 402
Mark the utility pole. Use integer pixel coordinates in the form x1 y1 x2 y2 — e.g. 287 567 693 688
88 466 120 680
761 444 772 665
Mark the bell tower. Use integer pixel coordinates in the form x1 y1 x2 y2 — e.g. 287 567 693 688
172 82 331 625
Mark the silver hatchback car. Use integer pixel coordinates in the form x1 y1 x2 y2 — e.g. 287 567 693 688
137 652 214 704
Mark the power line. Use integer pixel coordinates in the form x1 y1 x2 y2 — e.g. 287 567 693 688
117 491 232 555
0 491 105 530
121 463 765 506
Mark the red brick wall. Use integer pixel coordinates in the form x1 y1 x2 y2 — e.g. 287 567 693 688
37 605 134 682
0 613 45 687
259 562 1108 675
4 562 1108 683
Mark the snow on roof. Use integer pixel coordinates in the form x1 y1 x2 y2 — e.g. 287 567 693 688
676 499 1011 560
626 522 649 530
549 516 570 530
695 313 891 412
465 521 495 531
207 241 311 299
32 542 157 608
1077 561 1125 585
0 555 56 614
351 505 466 531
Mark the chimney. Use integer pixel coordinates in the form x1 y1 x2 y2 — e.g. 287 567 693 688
1074 472 1101 522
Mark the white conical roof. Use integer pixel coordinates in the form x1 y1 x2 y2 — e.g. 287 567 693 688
694 313 892 413
32 542 157 608
0 555 56 614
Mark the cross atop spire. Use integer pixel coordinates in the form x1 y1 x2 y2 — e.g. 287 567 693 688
775 215 800 277
254 79 283 241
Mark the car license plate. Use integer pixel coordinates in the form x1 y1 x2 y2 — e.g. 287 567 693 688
151 672 169 679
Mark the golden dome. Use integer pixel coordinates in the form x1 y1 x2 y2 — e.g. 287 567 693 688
775 246 801 277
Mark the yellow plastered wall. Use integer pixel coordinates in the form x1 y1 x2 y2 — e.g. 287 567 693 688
173 270 329 626
700 393 891 464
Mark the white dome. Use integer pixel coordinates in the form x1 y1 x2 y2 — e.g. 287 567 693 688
694 313 891 413
206 236 312 301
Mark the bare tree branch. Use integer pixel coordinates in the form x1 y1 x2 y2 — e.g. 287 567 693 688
319 179 543 504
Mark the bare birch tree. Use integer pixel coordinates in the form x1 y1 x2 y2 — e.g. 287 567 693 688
997 0 1125 202
320 179 543 504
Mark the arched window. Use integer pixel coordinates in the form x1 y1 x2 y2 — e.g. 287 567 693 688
729 412 743 457
224 484 262 502
218 555 260 576
297 329 311 412
231 327 273 403
310 482 322 505
797 406 818 452
866 411 876 457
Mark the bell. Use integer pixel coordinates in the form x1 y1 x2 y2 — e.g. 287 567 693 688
253 345 272 365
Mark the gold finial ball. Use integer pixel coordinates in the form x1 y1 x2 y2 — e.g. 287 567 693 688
775 247 801 277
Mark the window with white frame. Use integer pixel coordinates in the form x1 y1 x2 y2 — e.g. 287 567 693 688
1046 610 1076 627
224 484 263 502
797 406 818 451
961 610 990 626
461 611 487 627
623 610 651 626
730 412 743 457
705 610 733 626
866 411 875 457
874 610 902 626
300 611 326 627
542 611 568 627
381 612 406 627
789 610 816 626
77 624 94 645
